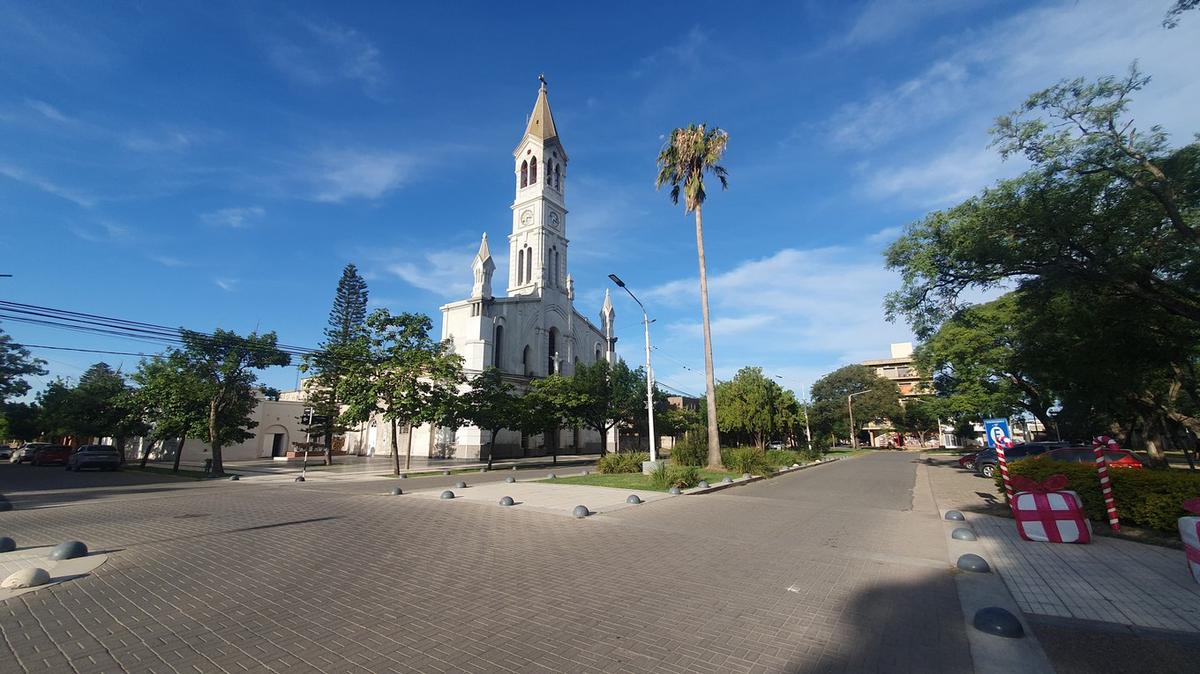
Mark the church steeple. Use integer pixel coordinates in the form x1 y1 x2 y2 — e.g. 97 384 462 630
470 233 495 300
508 76 569 297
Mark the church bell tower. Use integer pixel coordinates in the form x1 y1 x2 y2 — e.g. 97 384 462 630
508 75 569 297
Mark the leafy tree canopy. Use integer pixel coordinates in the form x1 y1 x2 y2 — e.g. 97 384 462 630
0 327 47 403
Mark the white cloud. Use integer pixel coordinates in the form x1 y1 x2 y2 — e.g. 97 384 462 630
122 129 194 153
24 98 70 124
865 226 903 245
70 221 130 243
214 278 239 292
0 162 93 207
836 0 1200 208
266 19 385 96
643 246 915 392
842 0 986 46
388 250 473 298
149 254 188 268
307 149 415 202
201 206 265 228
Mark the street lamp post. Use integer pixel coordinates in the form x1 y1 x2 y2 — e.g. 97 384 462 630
774 375 813 451
848 390 871 449
608 274 657 464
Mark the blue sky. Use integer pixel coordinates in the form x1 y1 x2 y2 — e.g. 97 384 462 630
2 0 1197 401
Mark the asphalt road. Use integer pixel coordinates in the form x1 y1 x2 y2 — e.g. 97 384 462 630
1 452 972 673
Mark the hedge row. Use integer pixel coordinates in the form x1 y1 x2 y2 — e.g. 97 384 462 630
998 459 1200 533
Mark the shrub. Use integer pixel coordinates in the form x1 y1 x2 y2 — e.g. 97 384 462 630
597 451 649 474
796 446 824 463
650 463 701 490
670 427 708 466
999 459 1200 533
766 449 801 467
721 446 776 476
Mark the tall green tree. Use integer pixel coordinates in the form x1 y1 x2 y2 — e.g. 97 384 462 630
177 329 290 476
339 310 464 475
460 367 523 469
35 379 76 441
533 360 643 454
300 264 371 464
810 365 901 446
1 402 39 442
715 367 789 449
70 363 147 457
656 123 730 469
0 327 46 403
131 353 209 471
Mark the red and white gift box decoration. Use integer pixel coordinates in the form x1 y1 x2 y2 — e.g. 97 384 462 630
1011 474 1092 544
1179 498 1200 583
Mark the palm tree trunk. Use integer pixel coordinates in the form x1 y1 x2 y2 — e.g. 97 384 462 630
695 206 722 469
391 418 400 476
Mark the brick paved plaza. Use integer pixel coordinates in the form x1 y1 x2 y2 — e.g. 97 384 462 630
0 453 971 673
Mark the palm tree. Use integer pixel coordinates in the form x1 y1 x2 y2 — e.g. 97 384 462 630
656 124 729 470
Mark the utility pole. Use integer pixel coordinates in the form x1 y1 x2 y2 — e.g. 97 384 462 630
608 274 657 465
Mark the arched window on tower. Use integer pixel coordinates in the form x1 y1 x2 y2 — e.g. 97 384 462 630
522 345 531 376
520 161 528 188
525 246 532 283
555 164 561 189
517 249 525 284
493 324 504 370
547 327 558 375
529 156 537 184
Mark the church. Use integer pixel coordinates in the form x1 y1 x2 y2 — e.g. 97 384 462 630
345 78 617 460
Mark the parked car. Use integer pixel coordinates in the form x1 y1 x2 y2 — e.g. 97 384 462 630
1037 447 1146 469
974 442 1072 478
66 444 122 472
766 440 787 450
30 445 73 466
10 442 54 463
0 446 11 461
957 453 979 470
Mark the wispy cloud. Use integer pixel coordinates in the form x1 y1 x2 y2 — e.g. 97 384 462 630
122 129 194 153
214 277 239 292
0 162 94 207
307 149 416 202
826 60 970 151
388 250 474 298
633 26 710 78
865 226 903 245
841 0 986 47
24 98 72 124
201 206 265 228
149 254 188 268
265 18 385 96
70 221 131 243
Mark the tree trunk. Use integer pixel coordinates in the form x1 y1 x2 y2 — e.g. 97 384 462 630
390 418 400 476
486 428 497 470
139 438 153 468
323 419 334 466
695 206 722 470
405 424 414 471
173 436 185 473
209 399 225 476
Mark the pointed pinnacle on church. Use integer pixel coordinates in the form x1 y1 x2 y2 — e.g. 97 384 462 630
476 232 491 260
524 75 559 142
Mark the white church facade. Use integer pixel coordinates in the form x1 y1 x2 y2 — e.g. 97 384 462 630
343 78 617 461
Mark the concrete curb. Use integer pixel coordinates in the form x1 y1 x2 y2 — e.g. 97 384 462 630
683 457 843 495
918 453 1054 674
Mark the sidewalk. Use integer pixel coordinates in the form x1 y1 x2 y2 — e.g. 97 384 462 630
144 453 598 479
923 453 1200 632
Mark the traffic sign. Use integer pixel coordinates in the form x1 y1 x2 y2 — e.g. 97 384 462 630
983 418 1012 448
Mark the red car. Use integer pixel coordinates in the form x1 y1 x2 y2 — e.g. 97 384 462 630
1038 447 1145 469
958 453 980 470
30 445 73 466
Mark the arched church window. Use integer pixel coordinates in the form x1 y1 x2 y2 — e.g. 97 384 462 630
595 346 602 362
529 156 537 184
493 324 504 370
555 164 561 189
525 245 532 283
547 328 558 375
520 161 528 188
517 249 525 284
522 345 531 376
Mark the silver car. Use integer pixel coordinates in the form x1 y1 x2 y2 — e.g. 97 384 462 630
66 445 122 471
10 442 53 463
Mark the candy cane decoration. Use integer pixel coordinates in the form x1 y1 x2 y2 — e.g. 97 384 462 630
996 436 1015 507
1092 435 1121 531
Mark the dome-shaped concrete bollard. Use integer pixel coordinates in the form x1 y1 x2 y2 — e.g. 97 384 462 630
957 553 991 573
973 607 1024 638
951 528 978 541
742 473 752 480
580 470 590 476
697 480 710 489
547 473 556 479
442 470 451 476
48 541 88 561
0 536 16 553
479 467 488 473
505 476 516 483
499 496 515 507
294 475 305 482
454 481 467 489
390 487 403 496
229 475 240 481
792 463 800 468
721 476 733 484
511 466 517 471
440 490 455 500
945 510 965 521
399 474 407 479
1 567 50 589
668 487 682 495
626 495 642 505
572 505 590 518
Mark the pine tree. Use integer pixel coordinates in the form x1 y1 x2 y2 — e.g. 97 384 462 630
326 264 369 346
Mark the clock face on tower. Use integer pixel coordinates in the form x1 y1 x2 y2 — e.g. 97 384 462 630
548 211 560 229
520 210 533 227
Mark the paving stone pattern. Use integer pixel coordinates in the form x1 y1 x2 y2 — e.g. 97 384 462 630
0 453 971 673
